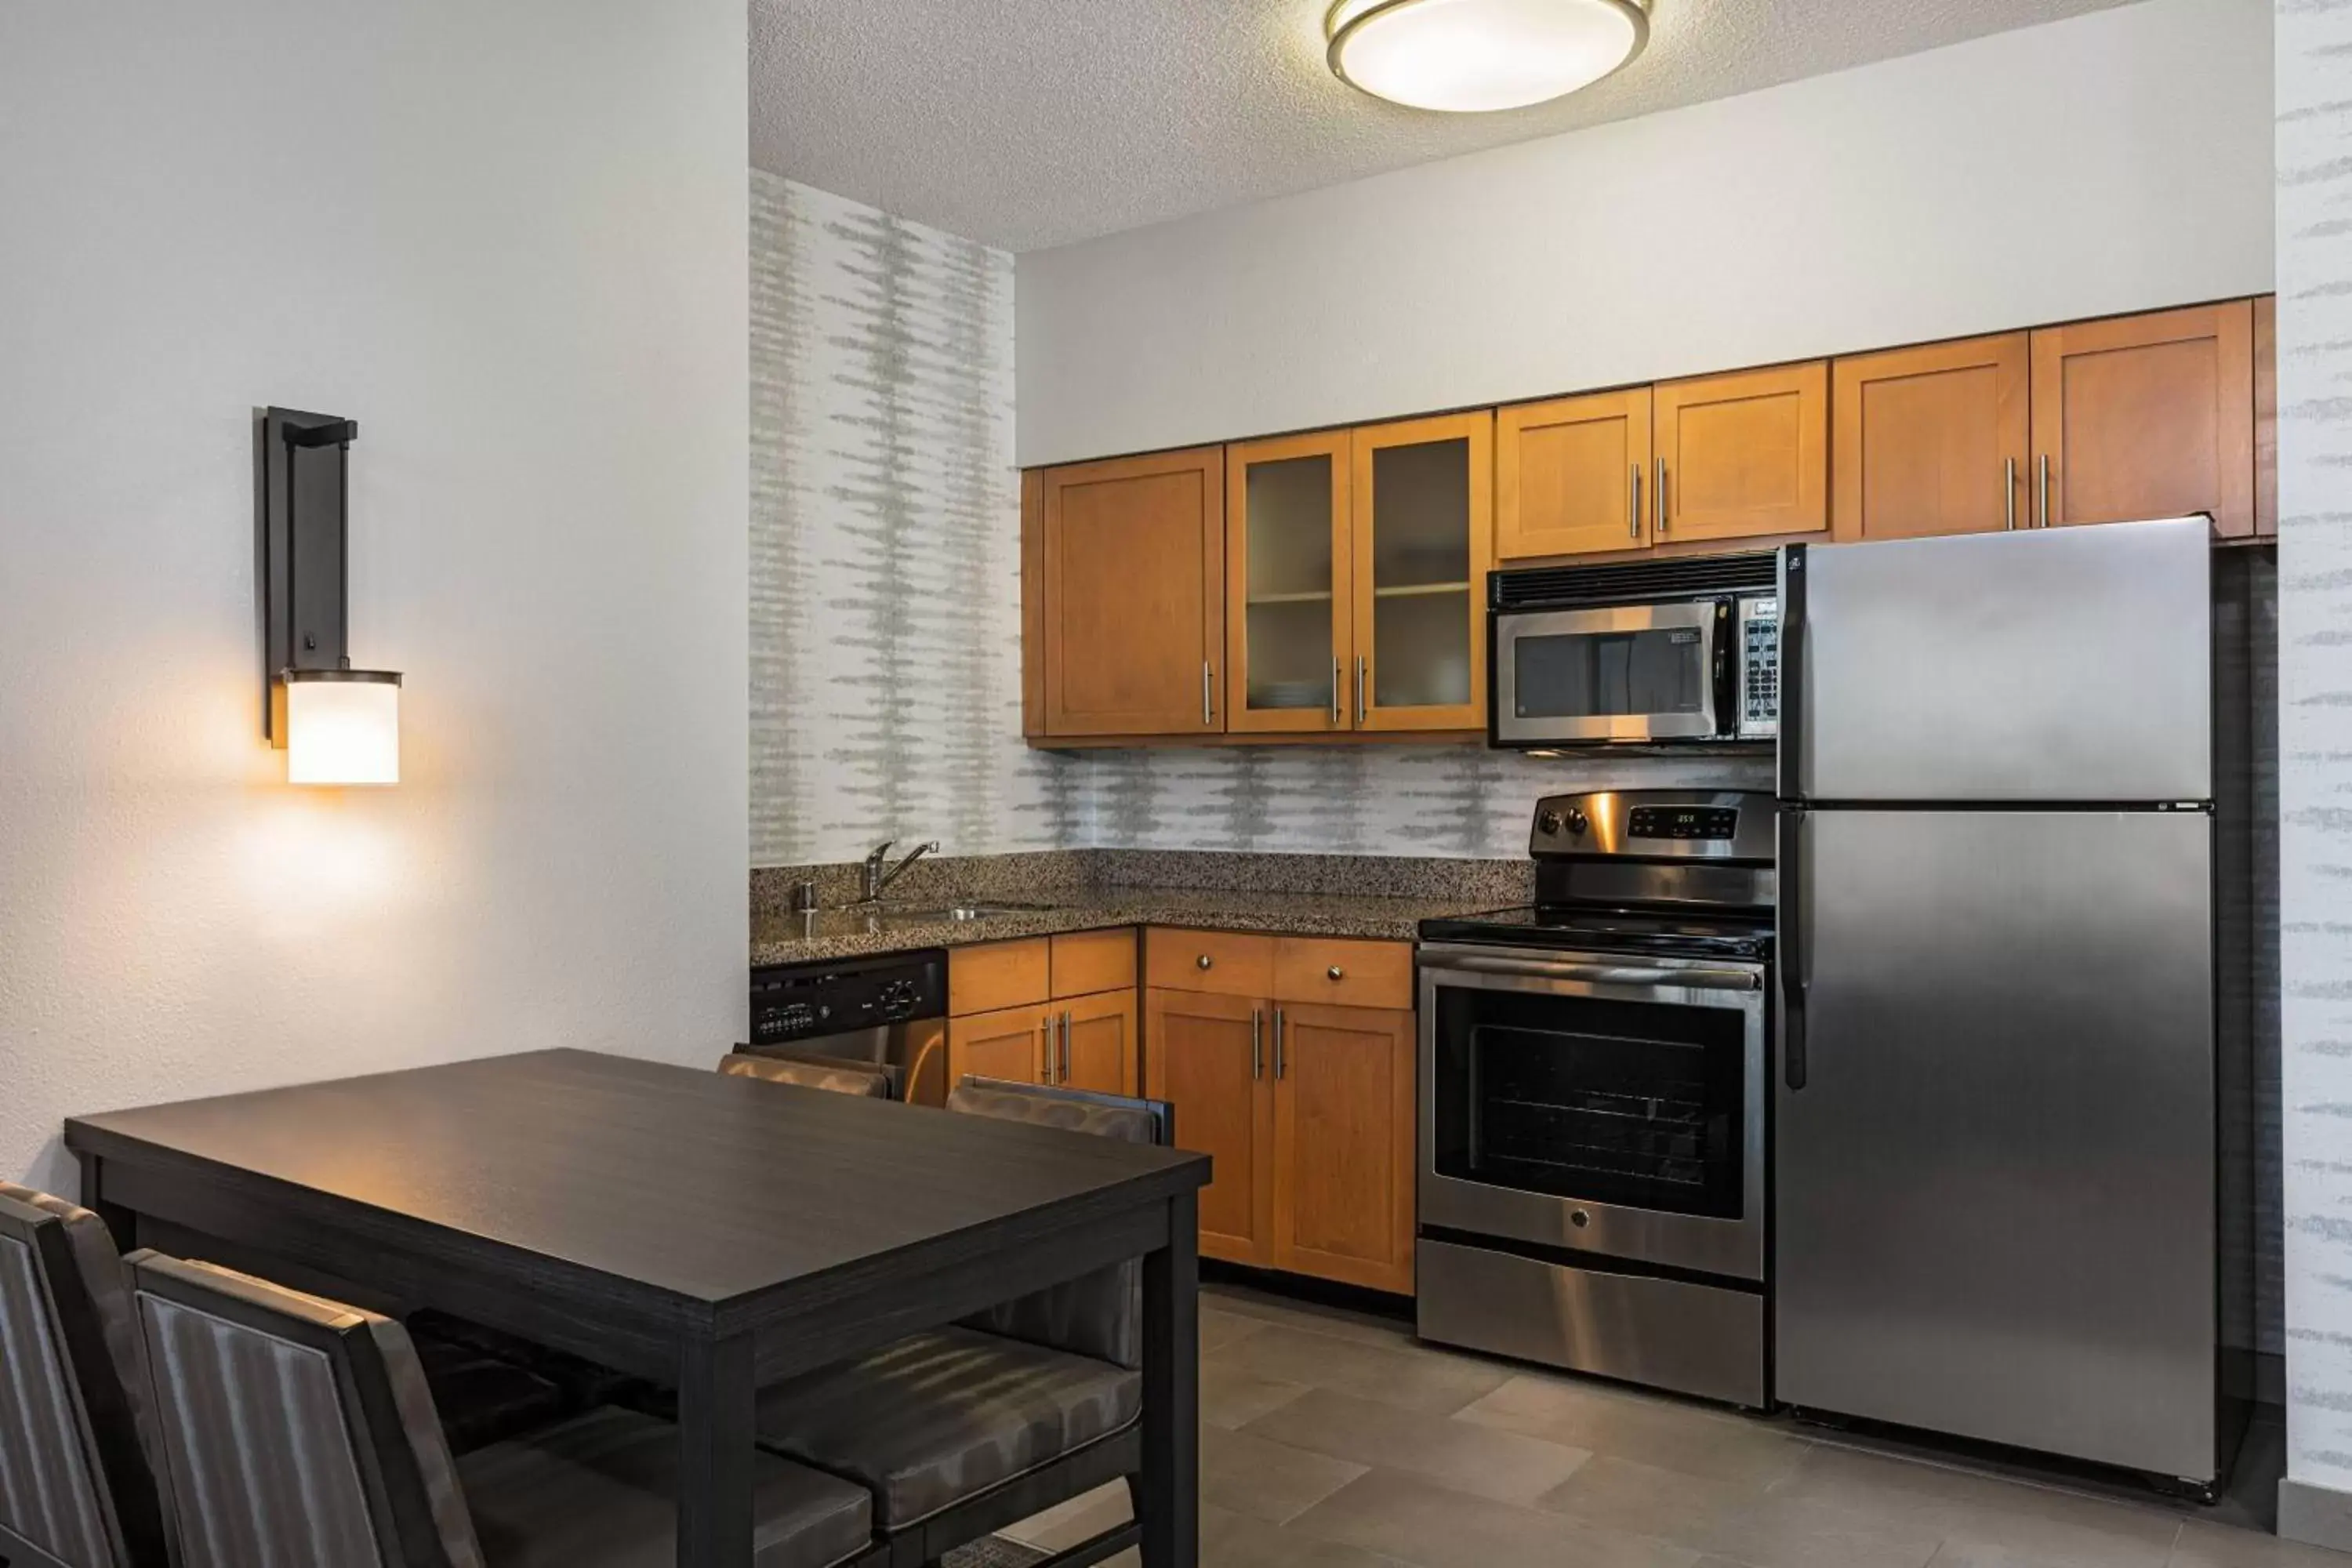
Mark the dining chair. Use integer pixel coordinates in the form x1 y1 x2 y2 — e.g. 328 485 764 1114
750 1078 1173 1568
0 1182 175 1568
125 1250 881 1568
720 1051 900 1100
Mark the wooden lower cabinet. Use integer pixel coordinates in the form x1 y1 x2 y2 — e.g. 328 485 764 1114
1058 989 1138 1096
1146 982 1417 1293
1272 1002 1417 1294
1145 988 1275 1266
949 1001 1050 1087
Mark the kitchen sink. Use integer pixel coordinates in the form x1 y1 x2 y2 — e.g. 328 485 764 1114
871 902 1056 924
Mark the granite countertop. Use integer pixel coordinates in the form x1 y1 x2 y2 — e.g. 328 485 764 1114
750 887 1516 967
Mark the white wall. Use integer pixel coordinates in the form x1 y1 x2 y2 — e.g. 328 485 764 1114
2272 0 2352 1537
0 1 748 1196
1016 0 2274 467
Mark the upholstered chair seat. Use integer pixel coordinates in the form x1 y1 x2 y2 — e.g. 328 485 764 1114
406 1323 578 1455
0 1182 173 1568
752 1079 1167 1542
128 1251 875 1568
719 1051 897 1099
751 1327 1140 1530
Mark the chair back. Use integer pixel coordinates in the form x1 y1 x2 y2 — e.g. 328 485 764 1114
946 1078 1173 1370
0 1184 173 1568
126 1251 485 1568
721 1050 898 1100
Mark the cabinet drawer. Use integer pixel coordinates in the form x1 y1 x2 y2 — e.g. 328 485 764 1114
1274 938 1414 1011
949 938 1051 1015
1052 928 1137 999
1145 928 1275 996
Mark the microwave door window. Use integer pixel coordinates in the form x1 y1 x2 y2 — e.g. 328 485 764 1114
1515 629 1705 720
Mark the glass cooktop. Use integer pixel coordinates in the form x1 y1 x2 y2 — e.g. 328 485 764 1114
1419 905 1774 960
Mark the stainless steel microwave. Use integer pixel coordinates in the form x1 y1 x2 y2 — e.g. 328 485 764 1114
1490 554 1780 748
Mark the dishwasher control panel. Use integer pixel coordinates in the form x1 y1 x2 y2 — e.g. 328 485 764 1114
750 949 946 1045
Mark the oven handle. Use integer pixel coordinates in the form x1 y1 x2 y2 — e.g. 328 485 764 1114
1426 955 1762 993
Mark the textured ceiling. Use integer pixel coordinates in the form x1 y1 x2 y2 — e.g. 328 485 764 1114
749 0 2146 253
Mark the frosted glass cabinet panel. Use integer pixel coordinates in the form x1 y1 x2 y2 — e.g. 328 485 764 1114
1350 412 1493 732
1227 432 1352 733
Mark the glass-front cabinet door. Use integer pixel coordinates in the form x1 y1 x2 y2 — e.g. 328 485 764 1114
1350 412 1494 731
1226 431 1352 733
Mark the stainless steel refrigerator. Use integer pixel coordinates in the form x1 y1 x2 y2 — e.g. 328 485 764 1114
1773 517 2239 1490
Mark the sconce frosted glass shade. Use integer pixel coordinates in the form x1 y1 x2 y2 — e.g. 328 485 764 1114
284 670 401 786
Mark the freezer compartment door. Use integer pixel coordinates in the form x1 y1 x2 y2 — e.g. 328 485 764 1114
1786 518 2211 802
1776 808 2218 1481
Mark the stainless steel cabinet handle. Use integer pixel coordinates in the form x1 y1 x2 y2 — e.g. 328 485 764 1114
1355 657 1369 725
1331 657 1343 728
1058 1011 1071 1083
1327 965 1345 982
1250 1007 1264 1080
1039 1017 1052 1083
1273 1007 1287 1080
1628 463 1642 539
2004 457 2016 532
2038 454 2051 529
1196 953 1213 971
1655 457 1668 535
1202 661 1215 724
1428 954 1763 992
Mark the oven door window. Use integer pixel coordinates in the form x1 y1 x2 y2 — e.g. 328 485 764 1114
1512 626 1706 721
1432 985 1746 1220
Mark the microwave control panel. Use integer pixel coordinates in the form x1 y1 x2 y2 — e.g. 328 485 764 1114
1737 594 1780 739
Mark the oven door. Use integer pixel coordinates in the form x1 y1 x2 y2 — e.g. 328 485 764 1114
1494 600 1729 746
1419 944 1766 1280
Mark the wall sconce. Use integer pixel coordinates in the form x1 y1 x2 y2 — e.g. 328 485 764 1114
258 408 402 785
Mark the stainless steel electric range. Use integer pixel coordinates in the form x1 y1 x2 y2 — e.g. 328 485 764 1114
1415 787 1773 1407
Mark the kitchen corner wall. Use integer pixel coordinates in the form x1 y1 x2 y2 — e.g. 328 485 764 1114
2274 0 2352 1538
750 172 1080 864
749 171 1761 868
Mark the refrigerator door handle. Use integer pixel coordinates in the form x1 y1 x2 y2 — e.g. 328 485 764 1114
1777 546 1806 801
1780 807 1808 1091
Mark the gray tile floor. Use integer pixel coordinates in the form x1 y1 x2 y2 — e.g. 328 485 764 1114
1002 1283 2334 1568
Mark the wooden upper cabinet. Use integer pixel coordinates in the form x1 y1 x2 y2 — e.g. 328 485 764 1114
1832 334 2030 543
1035 447 1226 736
1227 431 1352 734
1496 388 1654 561
1145 987 1273 1266
1351 412 1493 732
2029 301 2255 538
1653 361 1829 545
1272 1002 1416 1294
2256 294 2278 539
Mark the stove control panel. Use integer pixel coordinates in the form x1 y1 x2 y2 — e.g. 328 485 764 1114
1628 805 1740 842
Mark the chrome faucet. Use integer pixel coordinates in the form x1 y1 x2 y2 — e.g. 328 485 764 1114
861 839 939 902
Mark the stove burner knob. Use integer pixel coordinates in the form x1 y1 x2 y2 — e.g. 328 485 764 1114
1567 808 1589 836
1538 810 1563 836
1571 1210 1592 1229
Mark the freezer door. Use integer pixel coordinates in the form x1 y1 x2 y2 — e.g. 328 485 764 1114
1785 517 2211 802
1776 808 2217 1482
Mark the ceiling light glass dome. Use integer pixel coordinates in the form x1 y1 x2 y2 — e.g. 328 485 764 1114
1327 0 1650 114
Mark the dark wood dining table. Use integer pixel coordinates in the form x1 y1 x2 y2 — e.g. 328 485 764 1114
64 1048 1210 1568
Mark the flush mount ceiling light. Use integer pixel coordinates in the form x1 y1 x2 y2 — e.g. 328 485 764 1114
259 408 403 786
1327 0 1649 114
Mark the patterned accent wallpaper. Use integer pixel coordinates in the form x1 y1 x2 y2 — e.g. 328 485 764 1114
750 170 1770 866
2277 0 2352 1499
750 173 1079 864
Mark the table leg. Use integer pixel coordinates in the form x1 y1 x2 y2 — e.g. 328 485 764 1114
1137 1190 1199 1568
73 1152 136 1251
677 1331 756 1568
